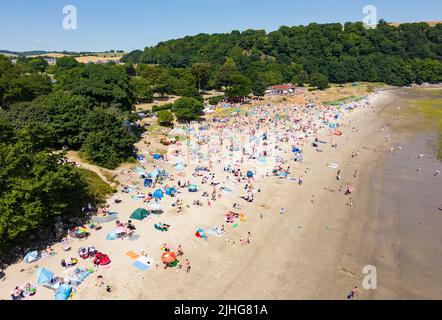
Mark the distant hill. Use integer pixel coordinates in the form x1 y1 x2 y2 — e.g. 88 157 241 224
389 21 442 27
0 50 127 59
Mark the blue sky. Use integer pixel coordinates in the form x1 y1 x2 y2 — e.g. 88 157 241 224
1 0 441 52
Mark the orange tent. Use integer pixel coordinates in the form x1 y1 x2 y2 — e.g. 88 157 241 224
334 130 343 136
161 252 177 263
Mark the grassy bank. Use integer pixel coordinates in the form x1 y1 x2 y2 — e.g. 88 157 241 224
76 167 116 204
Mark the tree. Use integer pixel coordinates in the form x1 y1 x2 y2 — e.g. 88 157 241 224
191 63 212 92
28 58 49 73
309 72 330 90
57 64 135 111
225 74 252 99
131 77 154 103
56 56 80 70
157 110 174 126
80 108 136 169
173 97 204 122
215 58 237 88
0 126 89 252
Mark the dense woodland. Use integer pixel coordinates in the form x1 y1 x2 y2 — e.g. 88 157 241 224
123 21 442 92
1 20 441 254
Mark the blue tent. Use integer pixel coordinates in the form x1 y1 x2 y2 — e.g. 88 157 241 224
329 123 336 129
55 284 72 300
137 154 145 161
37 268 54 285
188 184 198 192
246 171 254 178
153 189 164 199
153 154 161 160
24 251 39 263
144 178 153 187
292 147 301 153
165 187 177 196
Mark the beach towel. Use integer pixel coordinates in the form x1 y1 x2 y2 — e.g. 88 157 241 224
132 256 153 271
208 226 224 237
126 251 140 259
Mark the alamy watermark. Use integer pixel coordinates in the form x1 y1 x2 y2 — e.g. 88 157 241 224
63 5 77 30
363 5 378 29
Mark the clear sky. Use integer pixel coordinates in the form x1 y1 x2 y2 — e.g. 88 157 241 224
1 0 441 52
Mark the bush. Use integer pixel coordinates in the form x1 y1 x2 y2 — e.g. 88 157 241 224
157 110 174 126
173 97 204 122
152 103 173 112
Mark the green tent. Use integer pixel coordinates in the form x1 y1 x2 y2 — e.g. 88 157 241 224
130 208 151 221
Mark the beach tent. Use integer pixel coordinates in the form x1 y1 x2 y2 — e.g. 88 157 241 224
188 184 198 192
130 208 151 221
329 123 336 129
152 154 161 160
37 268 54 286
165 187 177 196
153 189 164 200
144 178 153 187
55 284 72 300
246 171 254 178
195 228 208 240
24 251 39 263
161 252 177 263
292 147 301 153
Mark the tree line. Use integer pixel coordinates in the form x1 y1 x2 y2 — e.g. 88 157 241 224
122 21 442 92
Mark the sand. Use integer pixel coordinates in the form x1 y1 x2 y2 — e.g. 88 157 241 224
1 89 441 300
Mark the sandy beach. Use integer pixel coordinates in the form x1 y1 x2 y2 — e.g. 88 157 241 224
1 88 441 300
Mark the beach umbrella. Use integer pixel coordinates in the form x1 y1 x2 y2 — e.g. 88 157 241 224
292 147 301 153
246 171 254 178
153 154 161 160
24 251 39 263
153 189 164 199
161 252 177 264
188 184 198 192
144 178 153 187
37 268 54 285
334 130 343 136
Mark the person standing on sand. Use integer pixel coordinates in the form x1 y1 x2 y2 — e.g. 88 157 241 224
353 170 358 178
311 195 315 204
185 259 191 274
347 198 353 208
247 232 251 244
347 286 360 300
